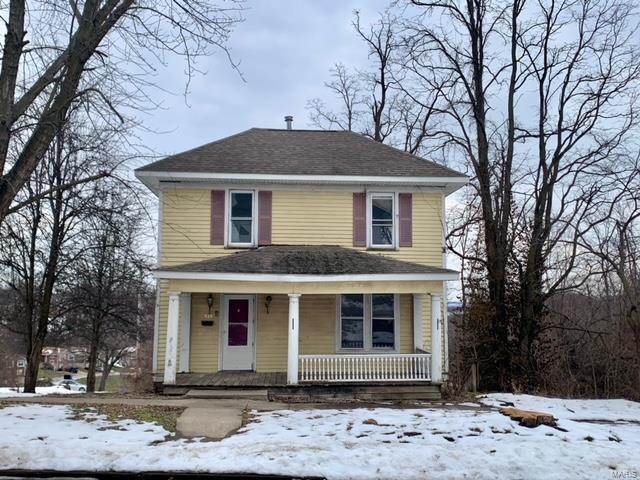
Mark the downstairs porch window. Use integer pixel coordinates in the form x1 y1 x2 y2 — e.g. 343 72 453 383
339 294 397 351
372 294 395 349
340 294 364 349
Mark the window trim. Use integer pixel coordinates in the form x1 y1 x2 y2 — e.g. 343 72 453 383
336 294 400 353
226 189 257 248
367 192 398 250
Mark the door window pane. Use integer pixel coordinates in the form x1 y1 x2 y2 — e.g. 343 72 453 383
229 299 249 323
371 196 394 246
228 299 249 346
228 324 248 346
230 192 253 244
341 294 364 349
372 294 395 349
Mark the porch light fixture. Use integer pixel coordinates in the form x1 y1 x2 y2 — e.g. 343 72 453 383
265 295 272 313
207 294 214 315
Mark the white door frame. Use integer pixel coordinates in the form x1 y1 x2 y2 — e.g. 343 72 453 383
220 294 256 371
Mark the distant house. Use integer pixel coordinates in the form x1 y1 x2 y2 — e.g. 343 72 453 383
0 353 26 387
41 347 88 370
135 121 467 397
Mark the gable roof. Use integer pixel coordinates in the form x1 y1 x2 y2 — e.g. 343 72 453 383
155 245 458 281
137 128 465 179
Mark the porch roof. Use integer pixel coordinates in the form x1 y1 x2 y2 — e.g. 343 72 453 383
154 245 458 282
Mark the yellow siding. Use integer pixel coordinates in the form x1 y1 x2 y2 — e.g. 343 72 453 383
399 295 413 353
161 189 229 266
156 187 447 374
189 293 220 372
160 188 443 268
272 190 443 266
255 294 288 372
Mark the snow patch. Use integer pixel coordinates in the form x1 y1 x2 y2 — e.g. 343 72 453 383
0 386 82 398
0 396 638 479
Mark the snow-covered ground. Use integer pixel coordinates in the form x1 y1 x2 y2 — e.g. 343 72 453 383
0 386 81 398
0 395 638 479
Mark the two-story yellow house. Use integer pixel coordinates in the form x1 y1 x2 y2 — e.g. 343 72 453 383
135 123 467 397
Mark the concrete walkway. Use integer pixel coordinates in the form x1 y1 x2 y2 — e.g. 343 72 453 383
176 406 245 439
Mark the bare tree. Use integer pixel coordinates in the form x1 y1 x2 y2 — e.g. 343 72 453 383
0 0 243 224
308 11 407 144
403 0 640 388
353 10 400 142
64 184 151 393
577 158 640 392
307 64 363 131
0 105 128 392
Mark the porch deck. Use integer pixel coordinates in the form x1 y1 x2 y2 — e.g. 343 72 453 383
175 371 288 388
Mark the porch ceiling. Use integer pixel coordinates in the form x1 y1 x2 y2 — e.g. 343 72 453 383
165 278 441 294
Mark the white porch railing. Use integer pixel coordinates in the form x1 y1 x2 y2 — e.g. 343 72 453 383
298 353 432 383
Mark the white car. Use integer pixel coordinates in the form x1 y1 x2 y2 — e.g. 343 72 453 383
57 379 86 392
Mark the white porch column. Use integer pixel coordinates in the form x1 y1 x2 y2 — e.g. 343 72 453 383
431 294 443 383
178 293 191 373
287 293 301 385
164 291 181 385
413 294 425 351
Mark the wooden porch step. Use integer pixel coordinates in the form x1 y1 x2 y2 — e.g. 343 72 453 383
184 389 269 400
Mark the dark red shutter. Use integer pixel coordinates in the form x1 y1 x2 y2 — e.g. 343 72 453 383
353 192 366 247
210 190 225 245
258 190 272 246
399 193 413 247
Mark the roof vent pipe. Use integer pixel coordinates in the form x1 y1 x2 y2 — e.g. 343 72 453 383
284 115 293 130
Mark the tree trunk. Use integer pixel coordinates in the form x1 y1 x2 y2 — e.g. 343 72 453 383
86 337 99 392
98 360 112 392
23 330 46 393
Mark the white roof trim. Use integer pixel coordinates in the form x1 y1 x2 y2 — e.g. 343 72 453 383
136 170 468 183
135 170 468 195
153 271 460 282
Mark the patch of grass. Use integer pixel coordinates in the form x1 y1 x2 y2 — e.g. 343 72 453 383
78 374 130 392
70 404 185 432
36 368 59 383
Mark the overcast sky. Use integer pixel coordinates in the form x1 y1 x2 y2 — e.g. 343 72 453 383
137 0 390 157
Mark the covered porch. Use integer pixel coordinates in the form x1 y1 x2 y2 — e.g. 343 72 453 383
154 246 457 388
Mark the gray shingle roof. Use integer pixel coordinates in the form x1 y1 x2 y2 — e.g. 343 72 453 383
137 128 465 178
156 245 458 276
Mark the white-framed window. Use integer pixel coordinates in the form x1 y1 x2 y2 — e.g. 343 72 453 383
337 294 399 352
339 294 365 349
228 190 256 247
368 192 396 249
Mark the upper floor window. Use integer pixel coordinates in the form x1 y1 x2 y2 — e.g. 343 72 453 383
369 193 395 248
229 190 255 247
